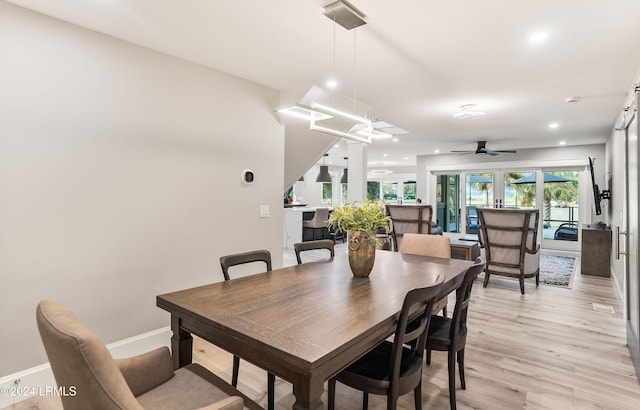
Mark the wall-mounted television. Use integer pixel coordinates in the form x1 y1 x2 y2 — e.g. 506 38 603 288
589 157 602 215
589 157 611 216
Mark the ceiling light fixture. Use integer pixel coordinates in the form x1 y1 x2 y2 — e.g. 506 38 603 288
529 30 549 45
316 154 332 183
549 122 559 129
277 104 333 121
340 157 348 183
453 104 486 119
278 2 381 145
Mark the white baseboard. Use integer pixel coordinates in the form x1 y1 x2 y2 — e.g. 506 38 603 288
0 326 171 407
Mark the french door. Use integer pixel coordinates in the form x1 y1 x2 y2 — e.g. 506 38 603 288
462 169 581 251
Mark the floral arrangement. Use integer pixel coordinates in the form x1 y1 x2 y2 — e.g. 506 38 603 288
327 200 392 246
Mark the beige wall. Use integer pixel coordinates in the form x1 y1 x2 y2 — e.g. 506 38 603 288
0 2 284 375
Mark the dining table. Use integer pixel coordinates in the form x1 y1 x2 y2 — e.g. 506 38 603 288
156 250 475 410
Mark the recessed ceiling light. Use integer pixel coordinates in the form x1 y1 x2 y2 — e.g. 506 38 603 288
393 138 399 142
453 104 485 119
559 141 566 145
383 153 388 157
434 149 440 154
549 122 559 129
326 79 338 89
529 30 548 44
334 144 340 148
404 157 409 160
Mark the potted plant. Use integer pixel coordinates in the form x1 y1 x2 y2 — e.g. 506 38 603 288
327 200 392 277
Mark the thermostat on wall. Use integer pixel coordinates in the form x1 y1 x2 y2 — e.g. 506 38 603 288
241 169 255 185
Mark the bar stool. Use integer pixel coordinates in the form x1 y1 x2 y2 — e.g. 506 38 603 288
303 208 329 240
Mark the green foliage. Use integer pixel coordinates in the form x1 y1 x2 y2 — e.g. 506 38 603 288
327 200 392 246
367 181 380 200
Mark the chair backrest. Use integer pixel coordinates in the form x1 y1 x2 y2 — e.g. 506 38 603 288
219 249 272 281
388 279 444 393
36 300 144 410
476 207 540 273
397 233 451 258
385 205 433 251
306 208 330 228
449 262 485 344
293 239 335 264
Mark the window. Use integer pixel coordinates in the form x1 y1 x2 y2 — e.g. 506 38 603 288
382 181 398 203
321 182 332 203
367 181 380 201
341 183 348 204
403 180 416 204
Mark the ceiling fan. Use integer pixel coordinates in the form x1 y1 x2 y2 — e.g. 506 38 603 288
451 141 517 156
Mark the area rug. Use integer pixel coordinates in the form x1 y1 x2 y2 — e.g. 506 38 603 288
539 254 577 287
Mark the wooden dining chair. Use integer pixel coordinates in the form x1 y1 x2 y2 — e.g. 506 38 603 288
398 233 451 316
293 239 335 264
425 261 485 410
328 278 444 410
219 250 275 410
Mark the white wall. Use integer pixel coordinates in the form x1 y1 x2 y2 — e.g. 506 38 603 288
606 128 627 303
0 2 284 375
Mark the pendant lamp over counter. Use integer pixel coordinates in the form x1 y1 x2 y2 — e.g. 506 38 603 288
340 157 348 184
316 154 332 183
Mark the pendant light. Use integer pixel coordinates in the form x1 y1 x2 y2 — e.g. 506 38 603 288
316 154 332 183
340 157 348 184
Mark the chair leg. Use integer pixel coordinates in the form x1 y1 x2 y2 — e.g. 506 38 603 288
426 348 432 365
447 350 457 410
519 276 525 294
362 392 369 410
483 271 490 288
413 379 423 410
232 355 240 387
267 372 275 410
536 271 540 287
457 349 466 390
328 379 336 410
442 304 448 317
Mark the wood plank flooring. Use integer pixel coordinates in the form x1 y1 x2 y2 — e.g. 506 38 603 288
6 245 640 409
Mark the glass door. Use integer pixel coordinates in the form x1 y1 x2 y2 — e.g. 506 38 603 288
464 173 494 234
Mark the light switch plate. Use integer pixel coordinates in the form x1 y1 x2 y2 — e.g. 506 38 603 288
260 205 270 218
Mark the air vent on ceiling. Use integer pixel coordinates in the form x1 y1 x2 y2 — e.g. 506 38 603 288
323 1 367 30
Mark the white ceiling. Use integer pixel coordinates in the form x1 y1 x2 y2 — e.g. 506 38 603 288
8 0 640 169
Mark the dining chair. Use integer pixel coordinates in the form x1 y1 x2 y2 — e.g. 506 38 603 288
36 300 245 410
293 239 335 264
302 207 330 240
328 278 444 410
219 250 275 410
398 233 451 316
476 207 540 294
425 261 485 410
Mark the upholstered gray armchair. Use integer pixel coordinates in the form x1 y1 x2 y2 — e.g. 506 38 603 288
476 208 540 294
36 300 245 410
385 204 434 251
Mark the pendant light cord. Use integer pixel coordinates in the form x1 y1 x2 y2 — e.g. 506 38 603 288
353 27 357 114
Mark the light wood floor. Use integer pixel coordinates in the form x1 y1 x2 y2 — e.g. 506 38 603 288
6 246 640 409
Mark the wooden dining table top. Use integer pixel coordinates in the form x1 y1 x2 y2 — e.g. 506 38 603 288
156 250 474 409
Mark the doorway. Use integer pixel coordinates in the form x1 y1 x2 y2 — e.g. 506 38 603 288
434 167 583 252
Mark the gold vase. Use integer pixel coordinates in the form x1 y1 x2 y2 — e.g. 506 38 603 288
348 230 376 278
